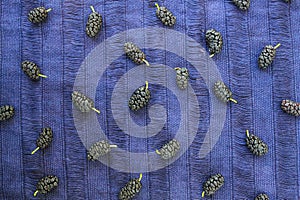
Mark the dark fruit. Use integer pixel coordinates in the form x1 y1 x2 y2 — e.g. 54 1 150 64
34 175 59 196
72 91 100 114
128 81 151 111
21 61 47 81
155 3 176 27
206 29 223 57
246 130 268 156
232 0 250 11
124 42 149 66
0 105 14 121
119 174 142 200
255 193 269 200
28 7 51 24
258 43 280 70
213 81 237 104
87 140 117 161
156 139 180 160
202 173 224 197
175 67 189 90
86 6 103 38
31 127 53 154
281 99 300 117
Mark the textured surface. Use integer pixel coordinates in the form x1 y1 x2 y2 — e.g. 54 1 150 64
0 0 299 200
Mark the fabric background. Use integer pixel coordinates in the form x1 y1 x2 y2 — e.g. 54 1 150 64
0 0 299 199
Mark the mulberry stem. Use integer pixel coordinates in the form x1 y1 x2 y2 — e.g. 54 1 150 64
174 67 180 71
34 190 38 197
92 107 100 114
138 173 143 181
209 54 215 58
155 149 161 155
31 147 40 155
246 130 250 138
274 43 281 49
142 59 150 66
155 3 160 11
201 191 205 197
90 6 95 13
46 8 52 13
110 144 118 148
38 74 47 78
229 98 238 104
145 81 149 90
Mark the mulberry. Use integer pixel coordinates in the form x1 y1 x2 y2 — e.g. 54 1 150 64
155 3 176 27
232 0 250 11
34 175 59 196
86 6 103 38
31 127 53 155
0 105 14 121
246 130 268 156
213 81 237 104
87 140 117 161
21 61 47 81
128 81 151 111
255 193 269 200
206 29 223 57
124 42 150 66
28 7 52 24
156 139 180 160
281 99 300 117
202 173 224 197
119 174 143 200
258 43 281 70
175 67 189 90
72 91 100 114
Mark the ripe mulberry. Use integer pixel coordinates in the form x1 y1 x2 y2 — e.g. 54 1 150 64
34 175 59 196
213 81 237 104
124 42 150 66
202 173 224 197
175 67 189 90
128 81 151 111
72 91 100 114
119 174 143 200
28 7 52 24
255 193 269 200
21 61 47 81
281 99 300 117
86 6 103 38
87 140 117 161
232 0 250 11
258 43 281 70
206 29 223 57
246 130 268 156
156 139 180 160
31 127 53 155
155 3 176 27
0 105 14 121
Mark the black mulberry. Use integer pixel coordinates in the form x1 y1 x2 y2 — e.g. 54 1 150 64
213 81 237 104
0 105 14 121
86 6 103 38
246 130 268 156
156 139 180 160
31 127 53 155
232 0 250 11
128 81 151 111
255 193 269 200
258 43 281 70
202 173 224 197
72 91 100 114
21 61 47 81
281 99 300 117
119 174 142 200
206 29 223 57
124 42 150 66
28 7 52 24
155 3 176 27
175 67 189 90
34 175 59 196
87 140 117 161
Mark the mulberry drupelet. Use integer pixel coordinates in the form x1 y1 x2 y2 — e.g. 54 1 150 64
246 130 268 156
28 7 52 24
128 81 151 111
281 99 300 117
202 173 224 197
155 3 176 27
119 174 143 200
255 193 269 200
258 43 281 70
206 29 223 57
156 139 180 160
175 67 189 90
213 81 237 104
87 140 117 161
21 61 47 81
124 42 150 66
34 175 59 196
72 91 100 114
86 6 103 38
232 0 250 11
0 105 14 121
31 127 53 154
